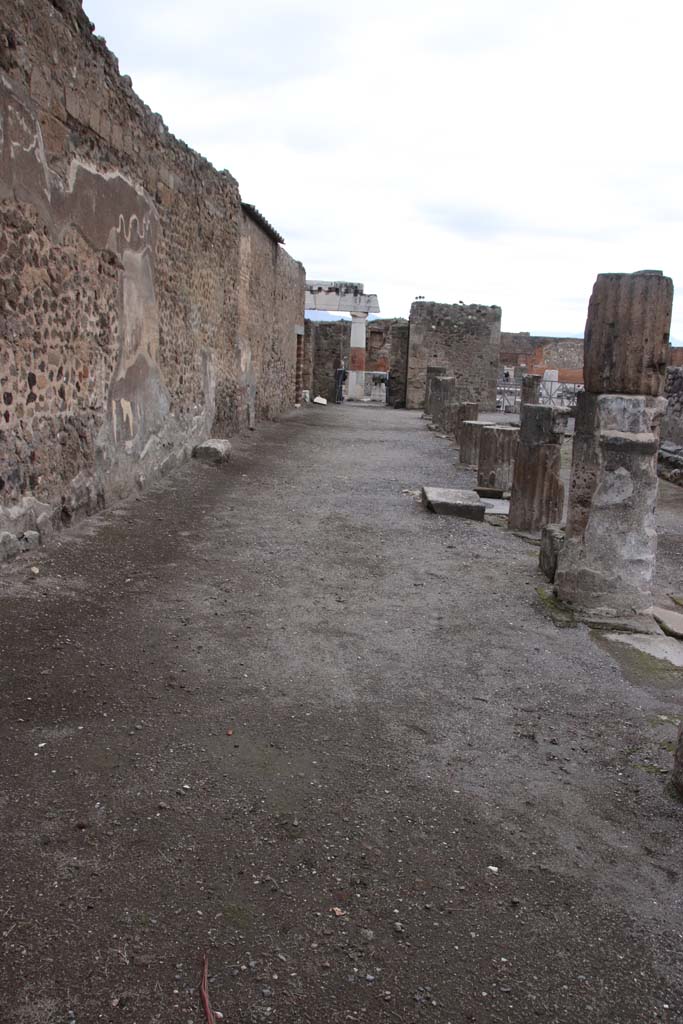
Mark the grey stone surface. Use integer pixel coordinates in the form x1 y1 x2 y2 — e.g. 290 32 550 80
652 606 683 640
192 439 233 464
20 531 40 551
421 487 485 520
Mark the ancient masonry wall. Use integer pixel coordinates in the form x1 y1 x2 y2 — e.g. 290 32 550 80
662 367 683 446
306 318 410 405
0 0 304 551
406 301 501 410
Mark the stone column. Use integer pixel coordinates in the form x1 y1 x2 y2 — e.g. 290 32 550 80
459 420 494 465
347 311 369 401
452 402 479 443
477 425 519 493
521 374 543 406
508 404 568 532
432 377 455 431
554 270 672 616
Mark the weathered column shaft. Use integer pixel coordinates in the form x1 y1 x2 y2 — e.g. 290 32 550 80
508 404 567 532
583 271 672 396
459 420 494 465
452 402 479 443
477 425 519 491
555 269 673 616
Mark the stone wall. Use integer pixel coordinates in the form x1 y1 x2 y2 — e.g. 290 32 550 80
0 0 304 551
406 301 501 410
306 317 409 405
662 367 683 446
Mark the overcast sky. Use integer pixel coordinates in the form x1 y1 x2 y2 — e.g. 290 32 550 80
85 0 682 341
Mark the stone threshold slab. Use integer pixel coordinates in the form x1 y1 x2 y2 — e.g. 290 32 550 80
421 487 485 521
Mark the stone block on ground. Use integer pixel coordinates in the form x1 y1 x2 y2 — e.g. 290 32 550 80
192 439 233 464
539 524 565 582
0 531 21 562
652 607 683 641
421 487 485 521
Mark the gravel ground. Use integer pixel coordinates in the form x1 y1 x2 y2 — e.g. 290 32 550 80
0 403 682 1024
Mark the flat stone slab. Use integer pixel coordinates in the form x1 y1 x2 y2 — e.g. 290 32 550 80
421 487 485 521
192 439 232 464
602 632 683 668
652 607 683 640
482 499 510 517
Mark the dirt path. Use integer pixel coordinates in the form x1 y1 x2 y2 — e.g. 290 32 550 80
1 404 682 1024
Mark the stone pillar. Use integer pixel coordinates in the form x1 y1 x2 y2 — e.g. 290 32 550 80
459 420 494 465
477 425 519 493
347 311 369 401
508 404 568 532
424 366 446 416
432 377 456 431
452 402 479 443
521 374 543 406
554 270 673 616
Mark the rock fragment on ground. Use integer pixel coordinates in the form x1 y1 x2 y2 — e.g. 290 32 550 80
652 606 683 640
192 439 232 464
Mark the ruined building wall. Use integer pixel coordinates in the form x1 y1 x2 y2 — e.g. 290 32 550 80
0 0 304 548
406 301 501 410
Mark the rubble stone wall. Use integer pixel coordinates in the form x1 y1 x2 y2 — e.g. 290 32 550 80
406 301 501 410
662 367 683 446
0 0 304 550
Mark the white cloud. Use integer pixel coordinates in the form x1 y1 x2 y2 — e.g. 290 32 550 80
87 0 683 340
